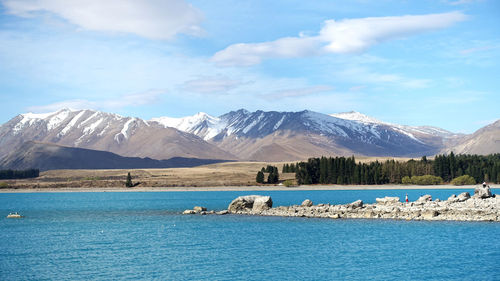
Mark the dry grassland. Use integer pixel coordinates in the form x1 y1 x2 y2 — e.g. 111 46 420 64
1 157 415 189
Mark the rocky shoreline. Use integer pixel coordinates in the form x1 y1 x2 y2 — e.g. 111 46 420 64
184 185 499 222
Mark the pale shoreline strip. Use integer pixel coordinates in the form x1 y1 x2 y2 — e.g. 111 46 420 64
0 184 497 193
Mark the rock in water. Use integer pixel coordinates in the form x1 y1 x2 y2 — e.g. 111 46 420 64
193 206 207 213
375 197 400 205
228 195 273 213
474 185 492 199
301 199 313 207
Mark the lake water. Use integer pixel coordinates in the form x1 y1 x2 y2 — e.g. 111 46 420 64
1 189 499 280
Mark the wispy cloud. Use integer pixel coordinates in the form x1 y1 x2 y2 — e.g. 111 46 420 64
446 0 483 5
460 45 498 55
349 85 366 92
2 0 204 39
268 85 333 98
27 99 95 113
181 76 247 94
336 67 431 89
27 90 166 113
212 11 467 66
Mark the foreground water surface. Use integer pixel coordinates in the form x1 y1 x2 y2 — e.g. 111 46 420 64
1 189 499 280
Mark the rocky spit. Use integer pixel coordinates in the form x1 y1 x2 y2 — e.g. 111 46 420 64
183 185 499 222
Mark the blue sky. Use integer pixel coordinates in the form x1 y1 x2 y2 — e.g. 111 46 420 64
0 0 498 133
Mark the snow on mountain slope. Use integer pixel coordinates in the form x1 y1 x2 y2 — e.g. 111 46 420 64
331 111 384 125
0 109 235 160
1 108 463 161
155 109 414 144
151 112 224 140
151 109 441 158
331 111 459 142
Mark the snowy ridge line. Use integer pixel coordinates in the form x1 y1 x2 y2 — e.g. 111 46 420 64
58 110 86 137
113 118 136 143
46 109 71 131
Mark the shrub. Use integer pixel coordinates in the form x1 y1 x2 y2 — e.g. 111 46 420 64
411 175 443 185
401 175 443 185
283 179 296 187
451 175 476 186
401 176 412 185
0 182 8 188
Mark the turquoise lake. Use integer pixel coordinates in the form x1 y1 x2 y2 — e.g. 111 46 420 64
1 189 499 280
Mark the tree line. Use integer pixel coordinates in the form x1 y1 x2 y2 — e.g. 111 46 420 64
293 153 500 185
0 169 40 179
256 165 279 184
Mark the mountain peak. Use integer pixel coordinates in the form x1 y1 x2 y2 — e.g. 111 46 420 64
330 111 385 125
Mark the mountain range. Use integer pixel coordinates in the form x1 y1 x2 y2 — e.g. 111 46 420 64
0 108 498 169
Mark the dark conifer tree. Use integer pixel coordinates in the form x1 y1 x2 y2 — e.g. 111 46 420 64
125 172 133 187
256 171 265 183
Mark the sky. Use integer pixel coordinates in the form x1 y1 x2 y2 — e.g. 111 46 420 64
0 0 498 133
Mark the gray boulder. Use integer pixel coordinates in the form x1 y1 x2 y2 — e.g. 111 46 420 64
457 192 471 202
301 199 313 207
421 210 438 219
193 206 207 213
447 194 458 202
474 185 492 199
349 200 363 209
253 196 273 212
376 196 400 205
417 195 432 202
228 195 273 213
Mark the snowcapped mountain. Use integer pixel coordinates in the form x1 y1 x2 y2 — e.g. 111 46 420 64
0 108 234 160
2 108 486 163
330 111 385 125
152 109 443 160
331 111 459 139
151 112 223 140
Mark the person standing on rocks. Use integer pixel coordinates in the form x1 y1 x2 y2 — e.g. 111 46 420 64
405 194 409 203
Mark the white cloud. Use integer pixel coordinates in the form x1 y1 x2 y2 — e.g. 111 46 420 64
212 11 467 66
212 36 321 67
2 0 203 39
27 90 166 113
320 12 466 53
182 76 245 94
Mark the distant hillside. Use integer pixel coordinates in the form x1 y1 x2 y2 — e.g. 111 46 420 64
0 141 229 171
446 119 500 155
